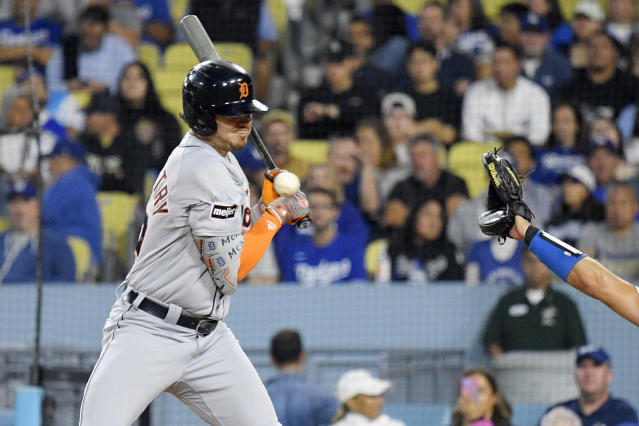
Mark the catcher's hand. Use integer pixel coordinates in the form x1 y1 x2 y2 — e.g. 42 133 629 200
478 148 534 240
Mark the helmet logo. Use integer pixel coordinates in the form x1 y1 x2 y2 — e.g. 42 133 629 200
239 82 249 99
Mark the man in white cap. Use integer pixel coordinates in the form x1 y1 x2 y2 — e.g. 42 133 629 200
333 369 405 426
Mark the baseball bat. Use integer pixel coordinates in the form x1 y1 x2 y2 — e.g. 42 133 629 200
178 15 311 228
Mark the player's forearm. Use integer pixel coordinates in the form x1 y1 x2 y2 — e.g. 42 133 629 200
238 212 281 281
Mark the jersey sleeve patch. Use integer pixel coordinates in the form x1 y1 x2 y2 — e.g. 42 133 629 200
211 204 237 219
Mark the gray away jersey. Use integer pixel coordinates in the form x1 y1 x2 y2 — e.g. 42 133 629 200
126 133 251 318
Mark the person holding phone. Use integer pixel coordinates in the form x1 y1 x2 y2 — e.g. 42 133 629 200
450 368 513 426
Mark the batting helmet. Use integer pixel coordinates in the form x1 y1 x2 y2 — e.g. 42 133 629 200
182 60 268 136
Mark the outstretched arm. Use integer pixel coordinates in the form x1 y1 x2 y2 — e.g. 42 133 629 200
510 216 639 326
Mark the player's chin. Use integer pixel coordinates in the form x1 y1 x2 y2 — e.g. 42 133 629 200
230 133 250 150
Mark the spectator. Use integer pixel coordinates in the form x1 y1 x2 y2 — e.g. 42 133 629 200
482 248 587 357
519 12 573 97
546 164 605 247
382 133 468 231
416 1 475 95
450 368 512 426
297 40 379 139
585 120 628 202
462 44 551 146
43 138 102 264
558 31 638 122
261 109 312 182
388 198 464 282
447 190 490 256
578 181 639 283
540 406 583 426
191 0 277 102
543 345 639 426
381 92 417 168
466 237 526 286
265 330 338 426
525 0 564 31
46 5 137 94
0 179 75 284
333 369 405 426
402 41 461 145
273 188 366 286
0 0 62 67
490 3 529 48
0 0 76 29
447 0 495 79
535 102 586 185
606 0 638 47
551 0 605 69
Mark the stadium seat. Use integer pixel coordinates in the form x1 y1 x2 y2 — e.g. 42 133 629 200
559 0 608 20
0 66 15 99
214 43 253 73
447 141 499 199
267 0 288 39
289 139 329 164
170 0 188 24
69 89 91 108
0 217 8 233
138 43 160 75
67 236 92 282
364 238 389 280
163 43 198 75
96 191 140 268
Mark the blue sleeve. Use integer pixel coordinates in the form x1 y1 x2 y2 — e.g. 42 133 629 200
550 23 573 51
405 13 419 41
617 104 636 143
347 239 367 281
257 1 278 41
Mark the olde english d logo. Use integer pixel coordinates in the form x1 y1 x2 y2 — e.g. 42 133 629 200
239 82 249 99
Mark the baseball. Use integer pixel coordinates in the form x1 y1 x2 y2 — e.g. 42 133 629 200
273 171 301 196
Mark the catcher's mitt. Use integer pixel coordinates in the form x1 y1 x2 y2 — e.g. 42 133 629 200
478 148 534 240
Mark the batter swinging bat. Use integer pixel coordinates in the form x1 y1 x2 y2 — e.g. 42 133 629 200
178 15 311 229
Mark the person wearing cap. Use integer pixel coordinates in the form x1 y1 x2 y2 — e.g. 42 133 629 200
519 12 573 97
462 43 551 146
558 30 639 122
0 179 75 284
546 164 605 247
585 116 628 203
297 39 380 139
43 137 102 265
539 406 583 426
550 0 605 69
490 3 529 48
577 181 639 283
265 330 338 426
333 369 405 426
542 345 638 426
381 92 418 169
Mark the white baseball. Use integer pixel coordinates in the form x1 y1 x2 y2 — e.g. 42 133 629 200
273 171 301 196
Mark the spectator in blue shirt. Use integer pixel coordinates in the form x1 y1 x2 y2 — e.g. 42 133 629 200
0 0 62 66
0 179 75 284
43 138 102 264
273 188 367 285
542 345 639 426
265 330 338 426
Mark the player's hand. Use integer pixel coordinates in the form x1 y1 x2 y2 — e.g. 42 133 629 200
261 168 282 205
508 215 531 241
265 191 311 226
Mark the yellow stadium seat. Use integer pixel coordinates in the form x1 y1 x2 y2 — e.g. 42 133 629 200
0 65 16 99
0 216 9 233
163 42 253 75
215 43 253 73
139 43 160 75
267 0 288 38
394 0 431 14
97 192 140 265
447 141 500 199
289 139 329 164
171 0 189 24
67 236 92 282
70 89 91 108
364 238 389 280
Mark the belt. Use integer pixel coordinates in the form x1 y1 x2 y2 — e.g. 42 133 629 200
127 290 218 335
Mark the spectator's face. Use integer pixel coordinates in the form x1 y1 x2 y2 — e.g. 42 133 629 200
415 199 444 241
419 5 445 41
384 108 415 141
264 121 295 157
458 373 497 422
407 49 439 84
588 148 620 185
86 111 118 136
328 138 359 184
325 60 352 88
7 96 33 128
410 140 439 181
493 48 520 89
520 31 549 57
572 16 601 41
609 0 634 23
306 165 333 191
499 12 521 43
19 74 47 105
308 191 337 232
561 179 589 208
80 20 107 51
356 125 383 167
120 64 148 105
522 250 551 289
506 140 534 174
348 21 374 56
588 34 618 72
450 0 472 27
575 358 612 399
605 186 638 231
552 105 578 146
346 394 384 420
9 197 38 232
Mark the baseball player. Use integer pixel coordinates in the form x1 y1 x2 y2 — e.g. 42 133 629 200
79 60 310 425
479 150 639 327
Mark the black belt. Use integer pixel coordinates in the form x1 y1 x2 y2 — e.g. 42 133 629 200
127 290 218 335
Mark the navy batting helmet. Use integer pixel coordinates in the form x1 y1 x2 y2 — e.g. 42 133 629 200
182 60 268 136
